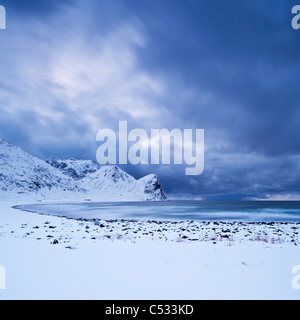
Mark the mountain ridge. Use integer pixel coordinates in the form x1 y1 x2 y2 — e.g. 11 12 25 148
0 139 167 201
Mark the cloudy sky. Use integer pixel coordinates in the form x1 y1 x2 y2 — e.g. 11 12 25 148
0 0 300 200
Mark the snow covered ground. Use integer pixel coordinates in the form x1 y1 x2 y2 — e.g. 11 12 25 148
1 201 300 300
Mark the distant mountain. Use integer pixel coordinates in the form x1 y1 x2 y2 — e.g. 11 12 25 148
0 139 167 201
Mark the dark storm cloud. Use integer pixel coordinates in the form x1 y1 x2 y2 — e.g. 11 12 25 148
0 0 300 199
129 0 300 155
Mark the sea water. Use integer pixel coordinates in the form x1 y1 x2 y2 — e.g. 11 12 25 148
14 201 300 222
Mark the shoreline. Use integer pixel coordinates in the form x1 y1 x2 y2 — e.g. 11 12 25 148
3 204 300 247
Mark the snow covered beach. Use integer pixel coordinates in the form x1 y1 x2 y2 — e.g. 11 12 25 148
1 201 300 300
10 202 300 245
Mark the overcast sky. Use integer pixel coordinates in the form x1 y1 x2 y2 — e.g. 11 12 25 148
1 0 300 200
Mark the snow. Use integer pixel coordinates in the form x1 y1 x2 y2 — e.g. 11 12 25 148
1 201 300 300
0 139 84 201
83 166 137 198
82 166 166 201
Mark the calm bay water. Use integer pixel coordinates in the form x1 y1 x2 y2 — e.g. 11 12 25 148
14 201 300 222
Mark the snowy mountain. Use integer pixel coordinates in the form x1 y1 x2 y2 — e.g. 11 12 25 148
136 174 167 201
82 166 167 201
0 139 167 201
0 139 84 200
46 158 100 180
